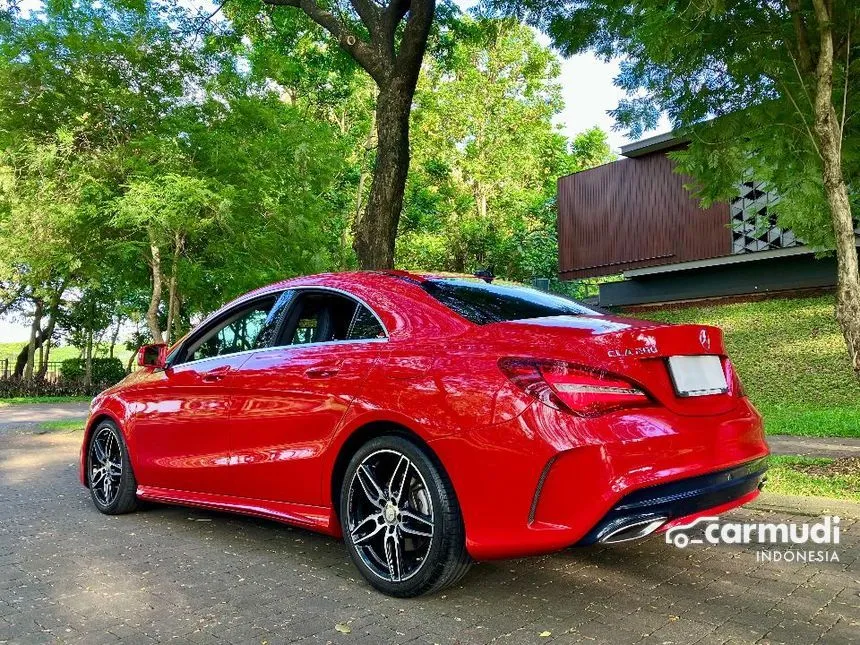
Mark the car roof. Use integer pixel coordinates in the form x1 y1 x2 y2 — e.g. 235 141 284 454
273 270 477 287
212 270 476 342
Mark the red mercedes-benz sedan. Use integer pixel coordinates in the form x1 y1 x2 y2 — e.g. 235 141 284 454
81 271 768 596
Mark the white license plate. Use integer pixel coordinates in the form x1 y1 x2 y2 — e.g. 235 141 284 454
667 355 728 397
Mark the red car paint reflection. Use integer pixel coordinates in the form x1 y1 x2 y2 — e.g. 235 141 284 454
82 271 768 560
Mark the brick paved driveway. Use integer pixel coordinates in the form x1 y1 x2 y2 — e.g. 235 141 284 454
1 424 858 644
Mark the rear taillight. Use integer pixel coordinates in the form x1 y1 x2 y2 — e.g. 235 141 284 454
726 359 746 397
498 357 651 417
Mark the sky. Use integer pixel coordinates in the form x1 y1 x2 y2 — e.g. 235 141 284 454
0 1 668 343
556 54 638 152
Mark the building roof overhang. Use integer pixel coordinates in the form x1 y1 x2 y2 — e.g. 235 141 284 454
622 239 860 278
619 131 688 158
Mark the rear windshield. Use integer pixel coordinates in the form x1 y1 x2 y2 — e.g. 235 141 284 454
421 278 599 325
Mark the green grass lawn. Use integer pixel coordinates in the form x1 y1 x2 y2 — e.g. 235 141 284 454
766 455 860 501
634 295 860 438
37 420 85 432
0 395 92 406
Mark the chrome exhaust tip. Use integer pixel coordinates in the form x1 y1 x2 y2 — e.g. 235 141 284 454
599 517 667 544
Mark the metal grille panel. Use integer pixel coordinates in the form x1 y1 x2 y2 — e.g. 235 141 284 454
731 181 800 254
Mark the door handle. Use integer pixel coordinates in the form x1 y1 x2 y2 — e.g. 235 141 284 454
305 366 340 378
202 366 232 382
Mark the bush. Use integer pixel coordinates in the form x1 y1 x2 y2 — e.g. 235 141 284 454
0 377 116 398
60 357 127 384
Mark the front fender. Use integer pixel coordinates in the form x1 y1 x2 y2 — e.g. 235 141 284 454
79 397 133 487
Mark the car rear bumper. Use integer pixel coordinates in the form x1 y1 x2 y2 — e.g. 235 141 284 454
576 457 768 545
431 397 769 560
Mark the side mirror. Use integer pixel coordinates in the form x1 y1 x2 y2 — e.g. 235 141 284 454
137 344 168 369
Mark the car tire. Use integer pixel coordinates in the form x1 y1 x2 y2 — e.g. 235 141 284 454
340 435 471 597
86 420 138 515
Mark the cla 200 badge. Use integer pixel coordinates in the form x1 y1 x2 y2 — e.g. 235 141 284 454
608 346 659 357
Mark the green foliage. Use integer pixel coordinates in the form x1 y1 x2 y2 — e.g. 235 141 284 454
0 0 350 349
0 2 613 370
484 0 860 248
60 357 126 384
635 295 860 437
398 16 613 279
767 456 860 502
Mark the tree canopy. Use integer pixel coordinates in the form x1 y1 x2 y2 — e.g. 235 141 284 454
485 0 860 377
0 0 611 380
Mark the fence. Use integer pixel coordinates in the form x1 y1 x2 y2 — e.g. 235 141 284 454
0 359 64 382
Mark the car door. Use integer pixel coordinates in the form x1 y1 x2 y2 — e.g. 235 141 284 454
226 288 387 506
130 293 282 495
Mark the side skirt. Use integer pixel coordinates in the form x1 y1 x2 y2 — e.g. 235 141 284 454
136 486 342 538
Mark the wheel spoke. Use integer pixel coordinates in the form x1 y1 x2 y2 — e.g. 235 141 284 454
351 512 385 545
388 455 411 503
356 465 385 508
384 528 403 582
90 467 106 486
400 510 434 538
106 433 116 461
90 427 124 506
93 437 107 463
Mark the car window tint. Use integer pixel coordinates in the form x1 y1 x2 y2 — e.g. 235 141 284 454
421 278 599 325
186 297 277 362
281 292 384 345
254 291 294 349
347 304 385 340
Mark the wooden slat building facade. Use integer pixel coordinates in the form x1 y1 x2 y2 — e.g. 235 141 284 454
556 132 853 307
558 146 729 279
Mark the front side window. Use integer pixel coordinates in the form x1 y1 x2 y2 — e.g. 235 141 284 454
184 296 277 362
281 291 385 346
421 278 599 325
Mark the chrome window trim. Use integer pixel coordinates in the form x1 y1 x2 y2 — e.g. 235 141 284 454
173 337 389 370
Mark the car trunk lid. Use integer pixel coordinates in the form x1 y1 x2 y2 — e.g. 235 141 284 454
488 314 742 417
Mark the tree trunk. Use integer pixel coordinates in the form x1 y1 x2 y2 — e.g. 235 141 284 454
353 80 413 269
810 0 860 378
41 339 52 379
165 233 182 345
13 343 28 378
35 289 62 380
266 0 435 269
23 298 43 380
146 234 164 344
109 318 121 359
85 325 93 387
172 293 183 341
84 297 95 387
475 184 488 220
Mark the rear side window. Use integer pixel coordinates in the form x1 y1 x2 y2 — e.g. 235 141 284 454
348 305 385 340
421 278 598 325
278 291 386 345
